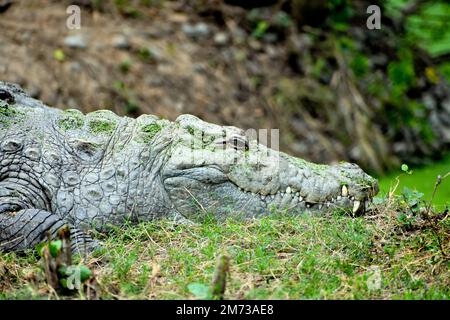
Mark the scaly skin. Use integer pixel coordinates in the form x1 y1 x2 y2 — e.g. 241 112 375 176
0 81 378 252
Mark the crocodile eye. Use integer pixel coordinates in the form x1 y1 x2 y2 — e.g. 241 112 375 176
1 139 23 153
0 89 15 104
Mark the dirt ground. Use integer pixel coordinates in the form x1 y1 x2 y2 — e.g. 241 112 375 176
0 1 279 128
0 0 449 173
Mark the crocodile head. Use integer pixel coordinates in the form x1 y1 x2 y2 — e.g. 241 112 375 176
163 115 379 220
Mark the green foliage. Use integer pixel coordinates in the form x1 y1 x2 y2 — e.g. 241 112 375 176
251 21 269 39
187 283 212 300
387 54 415 97
113 80 141 115
350 54 369 77
386 0 450 85
59 265 92 289
327 0 353 29
36 238 93 291
53 49 65 62
401 164 412 175
401 186 424 209
378 154 450 209
137 47 153 61
1 205 448 299
119 59 132 73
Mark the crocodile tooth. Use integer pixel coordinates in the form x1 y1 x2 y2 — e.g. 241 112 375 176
295 192 300 197
350 196 355 201
306 204 311 208
261 195 266 200
299 196 303 202
318 204 323 210
286 187 292 194
341 185 348 197
352 200 361 214
337 195 342 201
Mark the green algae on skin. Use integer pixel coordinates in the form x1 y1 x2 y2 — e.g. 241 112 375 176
141 123 162 143
0 105 25 127
58 109 85 131
287 155 329 175
86 110 119 135
88 119 117 134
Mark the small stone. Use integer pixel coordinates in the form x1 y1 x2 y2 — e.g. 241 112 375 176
69 62 82 73
146 47 162 61
182 22 210 38
352 200 361 213
63 34 87 49
214 32 229 46
341 185 348 197
194 22 210 37
262 32 277 43
112 34 130 50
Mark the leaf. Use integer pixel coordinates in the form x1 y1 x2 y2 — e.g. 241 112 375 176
48 240 62 258
60 278 68 289
35 243 46 257
252 21 269 39
425 67 439 84
388 59 415 90
188 283 211 300
78 265 92 282
53 49 65 62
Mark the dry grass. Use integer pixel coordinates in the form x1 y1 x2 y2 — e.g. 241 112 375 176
0 192 448 299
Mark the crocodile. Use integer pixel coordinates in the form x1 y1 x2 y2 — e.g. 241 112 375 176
0 81 378 252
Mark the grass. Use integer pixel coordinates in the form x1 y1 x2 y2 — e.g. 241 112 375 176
1 159 448 300
0 195 448 299
378 155 450 210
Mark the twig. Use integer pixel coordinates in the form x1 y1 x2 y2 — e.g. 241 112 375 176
210 254 230 300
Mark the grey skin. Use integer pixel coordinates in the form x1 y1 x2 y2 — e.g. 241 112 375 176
0 81 378 253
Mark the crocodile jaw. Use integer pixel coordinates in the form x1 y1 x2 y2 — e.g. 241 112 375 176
163 116 378 218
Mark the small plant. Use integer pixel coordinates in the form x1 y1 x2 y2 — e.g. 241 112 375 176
37 226 94 293
113 80 141 115
251 21 269 39
401 163 412 175
53 49 65 62
119 59 132 73
188 254 230 300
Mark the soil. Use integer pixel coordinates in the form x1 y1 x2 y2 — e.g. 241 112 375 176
0 0 448 174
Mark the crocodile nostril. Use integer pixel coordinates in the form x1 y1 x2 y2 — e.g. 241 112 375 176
1 139 23 153
0 89 15 104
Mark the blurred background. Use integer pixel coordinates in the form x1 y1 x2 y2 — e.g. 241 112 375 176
0 0 449 203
